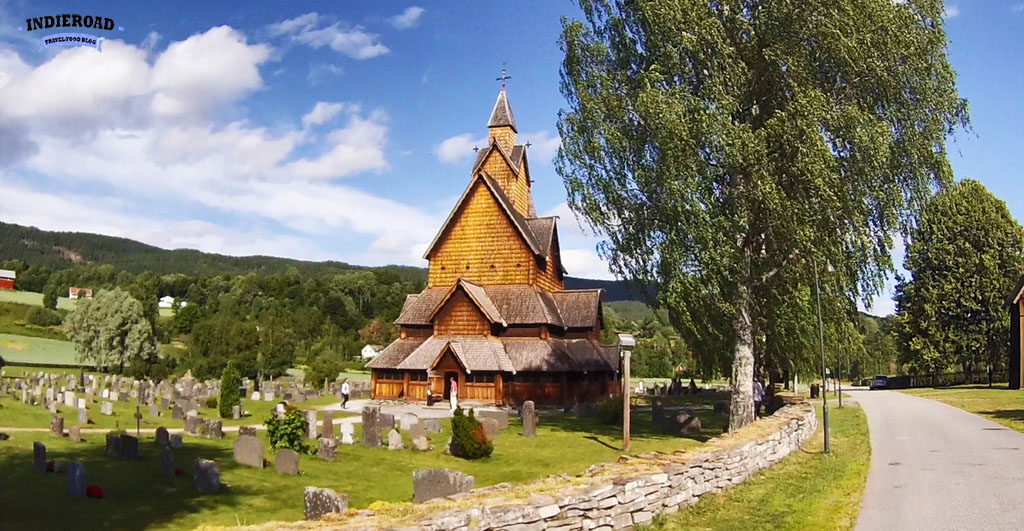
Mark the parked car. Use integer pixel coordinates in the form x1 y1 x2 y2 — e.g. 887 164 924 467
870 375 889 390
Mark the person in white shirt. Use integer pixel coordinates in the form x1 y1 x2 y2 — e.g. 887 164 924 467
753 378 765 416
341 379 350 409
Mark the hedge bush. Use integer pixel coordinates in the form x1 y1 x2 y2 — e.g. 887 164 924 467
218 362 241 419
26 307 62 327
450 407 493 459
265 410 310 453
595 396 623 425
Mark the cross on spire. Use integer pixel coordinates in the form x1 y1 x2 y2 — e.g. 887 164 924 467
496 66 511 89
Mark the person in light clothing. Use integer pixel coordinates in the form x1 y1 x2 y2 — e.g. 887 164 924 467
449 377 458 411
341 378 350 409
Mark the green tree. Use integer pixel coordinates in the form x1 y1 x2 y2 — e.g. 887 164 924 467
219 361 242 419
41 282 59 310
62 287 157 372
557 0 967 430
893 180 1023 376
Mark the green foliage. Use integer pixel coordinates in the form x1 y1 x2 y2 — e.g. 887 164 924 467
62 287 157 373
25 307 62 327
893 179 1024 375
595 396 623 425
205 396 218 409
305 353 343 388
41 283 58 310
557 0 968 429
219 362 241 419
265 410 310 453
450 407 493 459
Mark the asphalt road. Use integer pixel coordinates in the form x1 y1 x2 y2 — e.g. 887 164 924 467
853 388 1024 530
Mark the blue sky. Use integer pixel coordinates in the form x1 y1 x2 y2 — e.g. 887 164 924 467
0 1 1021 316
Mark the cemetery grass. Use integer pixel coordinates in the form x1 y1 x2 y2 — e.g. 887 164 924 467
0 406 728 529
645 402 870 531
900 384 1024 433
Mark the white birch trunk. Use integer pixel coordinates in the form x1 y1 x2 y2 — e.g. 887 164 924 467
729 281 755 431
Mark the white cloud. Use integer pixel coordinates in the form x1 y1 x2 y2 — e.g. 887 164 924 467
269 12 389 60
561 249 615 280
436 133 487 164
302 101 348 128
945 5 960 18
520 131 562 165
543 202 615 280
389 7 425 29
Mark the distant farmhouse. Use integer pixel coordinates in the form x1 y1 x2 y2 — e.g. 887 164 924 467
361 344 382 359
68 287 93 299
0 269 14 290
158 295 186 309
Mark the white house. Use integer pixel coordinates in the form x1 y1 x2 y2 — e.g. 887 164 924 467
361 344 382 359
158 296 187 309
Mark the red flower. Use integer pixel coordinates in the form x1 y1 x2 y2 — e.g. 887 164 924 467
87 419 95 425
174 467 184 476
86 485 104 499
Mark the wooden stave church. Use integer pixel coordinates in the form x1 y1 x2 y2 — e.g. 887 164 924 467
367 86 620 406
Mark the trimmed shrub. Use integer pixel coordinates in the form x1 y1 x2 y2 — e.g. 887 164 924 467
218 362 241 419
595 396 623 425
450 407 493 459
265 410 310 453
205 396 218 409
26 307 62 327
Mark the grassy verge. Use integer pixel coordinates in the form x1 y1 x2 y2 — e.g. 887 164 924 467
646 402 870 531
0 333 79 365
900 384 1024 433
0 402 729 528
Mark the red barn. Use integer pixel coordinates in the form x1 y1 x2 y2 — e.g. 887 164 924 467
0 269 14 291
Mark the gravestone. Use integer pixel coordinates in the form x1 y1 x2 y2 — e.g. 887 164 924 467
305 411 318 439
411 421 431 451
251 391 261 401
668 410 702 435
161 397 170 409
119 434 139 460
321 411 334 439
105 433 121 456
77 398 86 409
318 438 338 460
232 405 240 420
77 408 88 425
160 446 174 477
521 400 538 437
263 392 275 402
400 413 419 430
69 425 81 443
67 461 86 498
101 402 114 416
304 486 348 520
100 389 109 399
233 435 264 468
480 417 500 438
50 415 63 438
362 406 381 447
48 402 58 414
652 399 665 427
412 468 475 502
155 427 169 446
193 458 221 494
171 405 183 420
388 428 403 450
150 403 159 418
170 434 184 449
33 442 46 473
275 403 286 419
184 415 201 435
110 391 119 402
340 423 354 445
203 420 223 439
476 410 509 431
238 425 257 437
64 391 75 408
380 413 395 431
275 449 299 475
422 418 442 433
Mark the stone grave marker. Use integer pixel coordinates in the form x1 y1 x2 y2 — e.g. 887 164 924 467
161 397 170 409
48 402 57 414
160 446 174 477
362 406 381 447
388 428 403 450
67 461 86 498
321 411 334 438
171 405 183 420
522 400 538 437
170 434 184 449
400 413 419 430
50 415 63 438
64 391 75 408
232 405 240 420
155 426 169 446
422 418 442 433
480 417 500 438
193 459 220 494
110 391 120 402
238 425 257 437
318 437 337 461
275 449 299 475
150 403 159 418
33 442 46 473
77 398 86 409
305 411 318 439
77 407 88 425
69 426 81 443
101 402 114 416
304 487 348 520
251 391 261 401
203 420 223 439
476 410 509 431
340 422 354 445
233 435 264 468
412 468 475 502
380 413 395 431
119 434 139 460
100 388 109 399
106 433 121 456
184 415 201 435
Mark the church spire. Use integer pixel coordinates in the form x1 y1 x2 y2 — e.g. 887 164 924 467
488 68 517 153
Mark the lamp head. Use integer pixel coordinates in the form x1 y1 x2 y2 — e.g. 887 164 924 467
617 334 636 348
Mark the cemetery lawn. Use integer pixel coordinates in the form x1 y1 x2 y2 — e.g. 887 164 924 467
0 403 728 529
646 402 870 531
900 384 1024 433
0 333 79 366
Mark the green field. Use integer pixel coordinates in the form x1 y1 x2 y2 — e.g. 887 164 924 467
0 333 81 366
900 384 1024 434
0 290 173 317
647 402 870 530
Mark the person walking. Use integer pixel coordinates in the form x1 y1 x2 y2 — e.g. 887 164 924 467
753 377 765 417
449 377 458 411
341 378 350 409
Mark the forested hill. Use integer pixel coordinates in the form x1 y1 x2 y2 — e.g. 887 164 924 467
0 222 423 281
0 222 640 297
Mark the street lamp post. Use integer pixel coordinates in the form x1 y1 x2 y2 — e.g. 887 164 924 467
618 333 635 453
814 261 831 454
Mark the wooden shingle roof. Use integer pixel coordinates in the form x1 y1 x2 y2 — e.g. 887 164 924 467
394 284 601 330
370 336 614 373
487 89 517 131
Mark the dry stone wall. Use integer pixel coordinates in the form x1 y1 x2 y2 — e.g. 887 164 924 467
267 400 817 530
